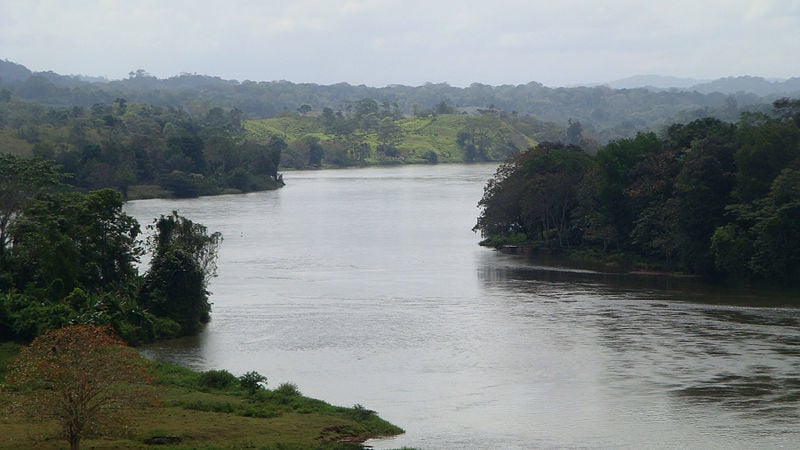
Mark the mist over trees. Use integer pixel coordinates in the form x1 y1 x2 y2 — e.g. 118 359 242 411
3 59 798 144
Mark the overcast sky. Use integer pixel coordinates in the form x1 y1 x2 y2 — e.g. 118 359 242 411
1 0 798 87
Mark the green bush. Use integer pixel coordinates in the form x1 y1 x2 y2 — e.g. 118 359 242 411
350 403 376 421
198 369 238 389
152 316 182 339
275 382 301 397
239 370 267 394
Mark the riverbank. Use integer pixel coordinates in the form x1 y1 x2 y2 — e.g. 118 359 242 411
0 342 403 449
488 241 682 275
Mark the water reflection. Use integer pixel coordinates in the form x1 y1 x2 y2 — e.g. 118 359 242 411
476 249 800 447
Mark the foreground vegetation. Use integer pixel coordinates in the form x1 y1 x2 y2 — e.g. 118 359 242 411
475 99 800 287
0 338 402 449
0 157 222 344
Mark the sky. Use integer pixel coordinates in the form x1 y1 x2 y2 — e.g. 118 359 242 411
1 0 798 87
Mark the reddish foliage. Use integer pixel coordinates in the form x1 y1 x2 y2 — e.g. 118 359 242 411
6 324 156 450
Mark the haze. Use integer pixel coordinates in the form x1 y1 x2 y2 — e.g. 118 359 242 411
1 0 798 87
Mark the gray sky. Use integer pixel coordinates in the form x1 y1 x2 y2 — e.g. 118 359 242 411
1 0 798 87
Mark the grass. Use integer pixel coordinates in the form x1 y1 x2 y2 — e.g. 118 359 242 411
244 113 539 166
0 344 403 449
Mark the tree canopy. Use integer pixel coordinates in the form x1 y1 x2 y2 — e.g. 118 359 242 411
0 162 221 343
475 99 800 287
0 98 284 199
5 324 155 450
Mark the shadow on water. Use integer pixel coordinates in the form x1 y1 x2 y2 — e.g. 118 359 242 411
477 249 800 307
672 374 800 425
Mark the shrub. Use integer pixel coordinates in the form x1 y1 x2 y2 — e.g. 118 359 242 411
198 369 238 389
239 371 267 394
351 403 376 421
275 382 301 397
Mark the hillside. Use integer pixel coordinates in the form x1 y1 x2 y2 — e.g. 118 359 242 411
3 59 797 144
244 110 558 168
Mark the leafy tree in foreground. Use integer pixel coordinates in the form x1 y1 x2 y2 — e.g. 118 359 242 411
9 189 141 301
5 324 156 450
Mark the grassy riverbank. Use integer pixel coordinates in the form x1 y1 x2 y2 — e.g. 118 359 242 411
0 342 403 449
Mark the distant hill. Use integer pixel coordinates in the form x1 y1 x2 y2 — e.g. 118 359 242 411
602 74 800 97
690 76 800 96
0 59 32 82
1 59 798 143
601 75 710 90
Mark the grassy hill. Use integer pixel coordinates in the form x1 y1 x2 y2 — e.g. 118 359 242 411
245 112 545 168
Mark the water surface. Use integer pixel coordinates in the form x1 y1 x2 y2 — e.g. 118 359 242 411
128 164 800 449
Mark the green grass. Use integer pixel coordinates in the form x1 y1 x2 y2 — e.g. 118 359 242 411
244 114 472 163
244 113 539 166
0 344 403 449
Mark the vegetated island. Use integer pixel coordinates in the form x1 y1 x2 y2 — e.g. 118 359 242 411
0 161 403 448
474 98 800 289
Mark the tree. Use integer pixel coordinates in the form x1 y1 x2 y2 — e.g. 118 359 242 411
474 143 592 247
140 212 222 336
9 189 141 300
376 117 403 156
5 324 155 450
592 132 664 249
748 168 800 284
565 118 583 146
0 154 63 257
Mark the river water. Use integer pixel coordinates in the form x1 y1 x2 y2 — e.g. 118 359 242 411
127 164 800 449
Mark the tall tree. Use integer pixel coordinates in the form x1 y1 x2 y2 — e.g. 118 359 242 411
9 189 140 300
140 212 221 336
0 154 62 256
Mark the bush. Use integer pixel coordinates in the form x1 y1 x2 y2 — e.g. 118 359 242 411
350 403 376 421
152 316 182 339
275 382 301 397
239 371 267 394
198 369 238 389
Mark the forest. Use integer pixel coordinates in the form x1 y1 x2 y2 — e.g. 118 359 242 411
0 95 284 198
474 99 800 287
3 59 799 144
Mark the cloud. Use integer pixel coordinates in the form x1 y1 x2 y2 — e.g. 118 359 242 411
0 0 797 86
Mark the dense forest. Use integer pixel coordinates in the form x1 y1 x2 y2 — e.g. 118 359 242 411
0 95 284 198
0 155 222 343
0 92 566 187
3 59 799 144
474 99 800 287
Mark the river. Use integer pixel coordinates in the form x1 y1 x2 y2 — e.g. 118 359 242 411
126 164 800 449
